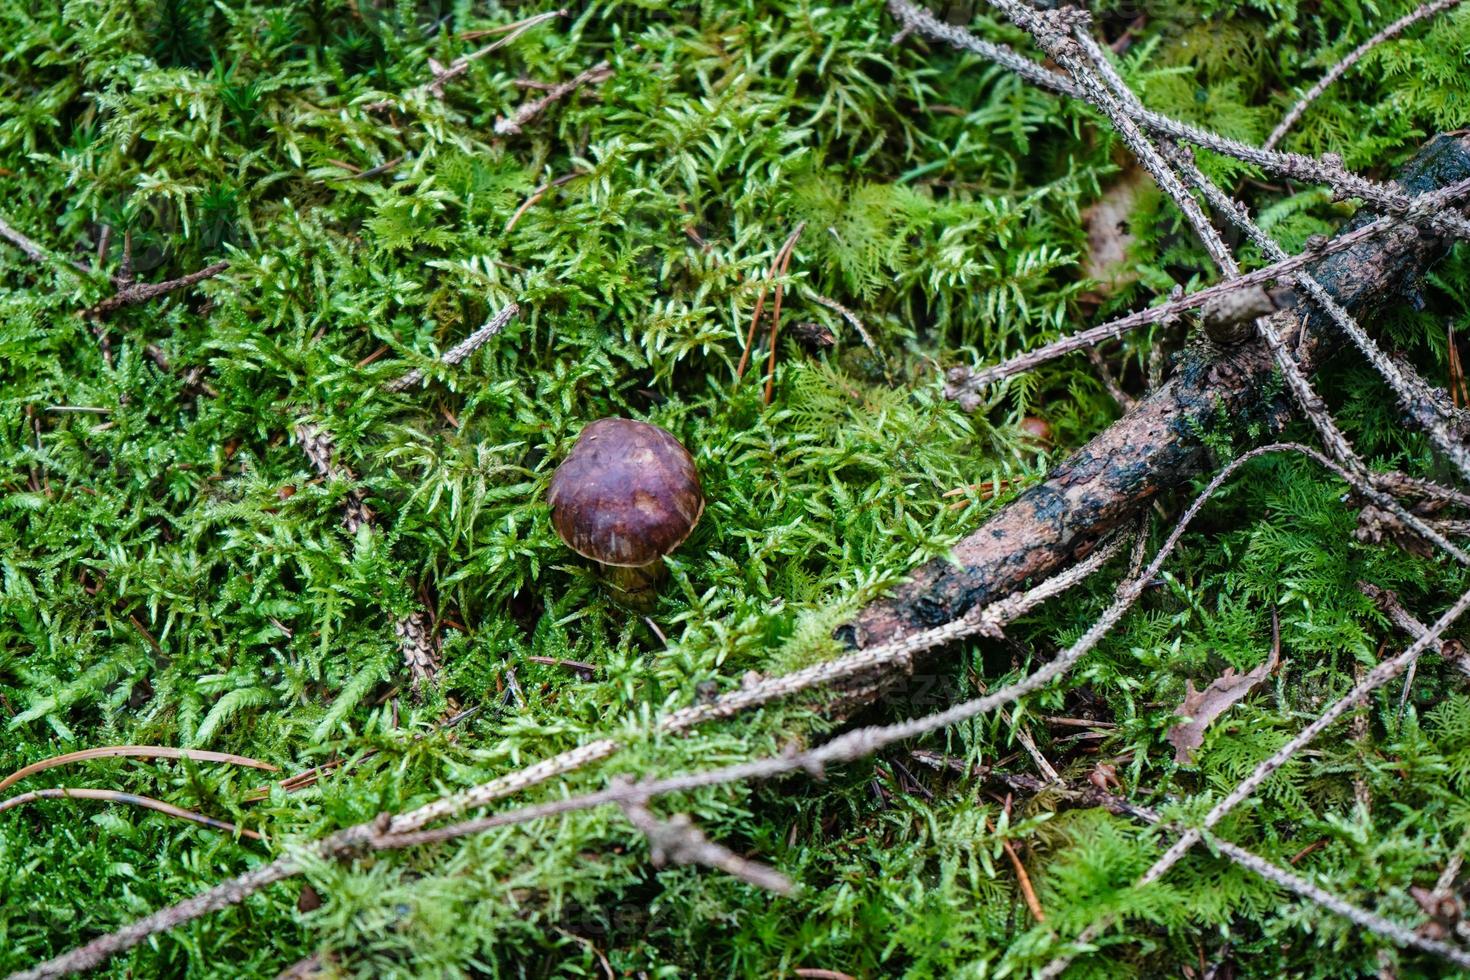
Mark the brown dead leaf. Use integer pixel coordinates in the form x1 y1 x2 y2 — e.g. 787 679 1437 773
1167 647 1281 764
1080 163 1146 303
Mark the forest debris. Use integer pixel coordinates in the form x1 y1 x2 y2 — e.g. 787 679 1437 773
1166 646 1280 764
1264 0 1467 150
494 61 613 136
294 423 372 533
1080 164 1145 300
843 131 1470 651
619 794 794 895
385 303 519 391
0 786 261 839
1356 503 1439 558
0 745 278 794
1411 885 1465 942
83 260 229 320
1200 285 1280 347
394 611 440 694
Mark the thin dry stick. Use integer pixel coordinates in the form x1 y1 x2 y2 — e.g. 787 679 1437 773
15 535 1128 979
809 292 882 359
367 8 567 107
1265 0 1466 150
385 303 520 391
883 0 1470 239
763 224 805 403
0 215 92 275
83 261 229 320
1121 801 1470 967
0 746 278 794
619 794 794 895
504 171 586 233
0 787 262 841
494 61 613 136
1086 346 1136 411
957 191 1470 388
735 222 805 381
297 423 442 687
1362 582 1470 710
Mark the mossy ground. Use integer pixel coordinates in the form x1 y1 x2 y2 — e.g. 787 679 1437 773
3 1 1470 976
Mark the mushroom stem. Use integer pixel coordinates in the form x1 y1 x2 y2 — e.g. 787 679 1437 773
604 561 664 609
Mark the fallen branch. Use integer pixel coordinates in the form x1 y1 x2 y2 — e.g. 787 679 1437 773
841 131 1470 650
384 302 519 392
494 61 613 136
83 261 229 320
1265 0 1466 150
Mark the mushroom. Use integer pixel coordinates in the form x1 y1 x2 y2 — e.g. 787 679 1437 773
546 417 704 605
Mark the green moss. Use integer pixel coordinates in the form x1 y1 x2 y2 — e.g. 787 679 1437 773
2 0 1470 976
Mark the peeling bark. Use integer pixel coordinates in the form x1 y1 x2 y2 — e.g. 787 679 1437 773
840 133 1470 651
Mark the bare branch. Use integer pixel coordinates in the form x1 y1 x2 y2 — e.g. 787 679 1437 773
494 61 613 136
884 0 1470 239
83 261 229 320
385 303 520 391
619 794 794 895
1266 0 1467 150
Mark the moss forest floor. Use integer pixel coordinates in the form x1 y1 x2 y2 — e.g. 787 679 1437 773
4 1 1470 977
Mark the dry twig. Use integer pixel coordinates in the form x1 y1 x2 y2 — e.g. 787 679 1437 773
384 303 520 391
365 9 567 108
1265 0 1467 150
0 746 278 794
619 793 794 895
494 61 613 136
0 787 261 841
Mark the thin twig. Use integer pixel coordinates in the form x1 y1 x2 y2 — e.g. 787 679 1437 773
83 261 229 320
494 61 613 136
366 9 567 108
0 215 92 275
0 787 262 840
809 293 882 359
883 0 1470 239
385 303 520 391
957 192 1470 387
1265 0 1466 150
619 793 794 895
504 172 586 233
0 746 278 794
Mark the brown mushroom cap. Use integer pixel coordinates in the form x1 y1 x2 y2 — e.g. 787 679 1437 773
547 417 704 568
